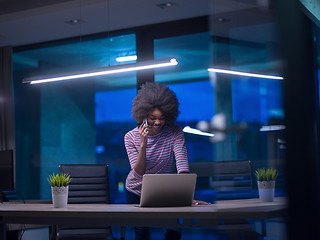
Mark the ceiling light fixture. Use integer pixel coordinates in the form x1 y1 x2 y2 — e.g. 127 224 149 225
23 58 178 84
183 126 214 137
157 2 176 9
116 55 137 62
65 19 84 25
23 0 178 85
208 68 283 80
260 125 286 132
215 18 230 23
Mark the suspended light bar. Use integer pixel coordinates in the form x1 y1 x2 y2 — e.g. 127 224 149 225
260 125 286 132
116 55 137 62
208 68 283 80
23 58 178 84
183 126 214 137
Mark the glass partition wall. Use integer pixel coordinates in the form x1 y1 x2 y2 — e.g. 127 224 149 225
12 1 287 239
13 33 137 201
153 1 286 238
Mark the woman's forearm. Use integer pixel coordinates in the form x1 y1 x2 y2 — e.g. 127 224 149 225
133 145 147 175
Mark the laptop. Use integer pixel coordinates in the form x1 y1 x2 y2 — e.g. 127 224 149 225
139 173 197 207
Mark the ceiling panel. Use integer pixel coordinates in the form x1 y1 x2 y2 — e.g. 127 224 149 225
0 0 277 48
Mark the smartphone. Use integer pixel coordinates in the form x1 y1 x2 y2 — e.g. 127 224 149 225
144 118 148 127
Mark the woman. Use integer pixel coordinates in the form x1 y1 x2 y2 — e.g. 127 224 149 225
125 82 208 240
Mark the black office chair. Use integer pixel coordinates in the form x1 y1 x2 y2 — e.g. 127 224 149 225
190 160 260 240
190 160 253 201
55 164 114 240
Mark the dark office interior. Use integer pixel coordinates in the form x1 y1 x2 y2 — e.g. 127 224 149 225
0 0 320 239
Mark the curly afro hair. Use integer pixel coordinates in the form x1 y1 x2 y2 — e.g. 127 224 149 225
131 82 180 125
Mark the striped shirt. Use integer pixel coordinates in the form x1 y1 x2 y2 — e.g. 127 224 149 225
125 124 190 196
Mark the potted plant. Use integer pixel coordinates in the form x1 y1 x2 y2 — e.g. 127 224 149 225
255 168 278 202
48 173 72 208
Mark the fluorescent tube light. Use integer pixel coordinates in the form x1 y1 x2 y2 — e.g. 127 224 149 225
183 126 214 137
116 55 137 62
23 58 178 84
260 125 286 132
208 68 283 80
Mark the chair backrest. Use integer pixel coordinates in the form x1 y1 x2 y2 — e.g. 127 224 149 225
189 160 253 201
57 164 112 239
59 164 110 204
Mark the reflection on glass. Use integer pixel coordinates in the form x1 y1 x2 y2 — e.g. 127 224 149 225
95 88 137 203
13 33 136 200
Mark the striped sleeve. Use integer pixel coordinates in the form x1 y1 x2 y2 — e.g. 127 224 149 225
126 169 143 195
124 129 140 170
124 129 144 195
173 126 190 173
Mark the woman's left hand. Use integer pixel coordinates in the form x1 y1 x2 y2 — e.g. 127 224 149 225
192 199 211 205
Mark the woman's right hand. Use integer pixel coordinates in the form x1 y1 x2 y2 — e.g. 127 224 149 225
138 120 149 146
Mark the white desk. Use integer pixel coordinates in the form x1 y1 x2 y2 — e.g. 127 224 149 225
0 197 287 239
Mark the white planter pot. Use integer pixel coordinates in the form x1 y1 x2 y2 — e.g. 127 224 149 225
51 186 69 208
257 181 275 202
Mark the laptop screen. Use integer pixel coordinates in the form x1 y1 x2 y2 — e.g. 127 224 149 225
139 174 197 207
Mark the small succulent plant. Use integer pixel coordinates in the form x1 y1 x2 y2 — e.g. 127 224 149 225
255 168 278 181
48 173 72 187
